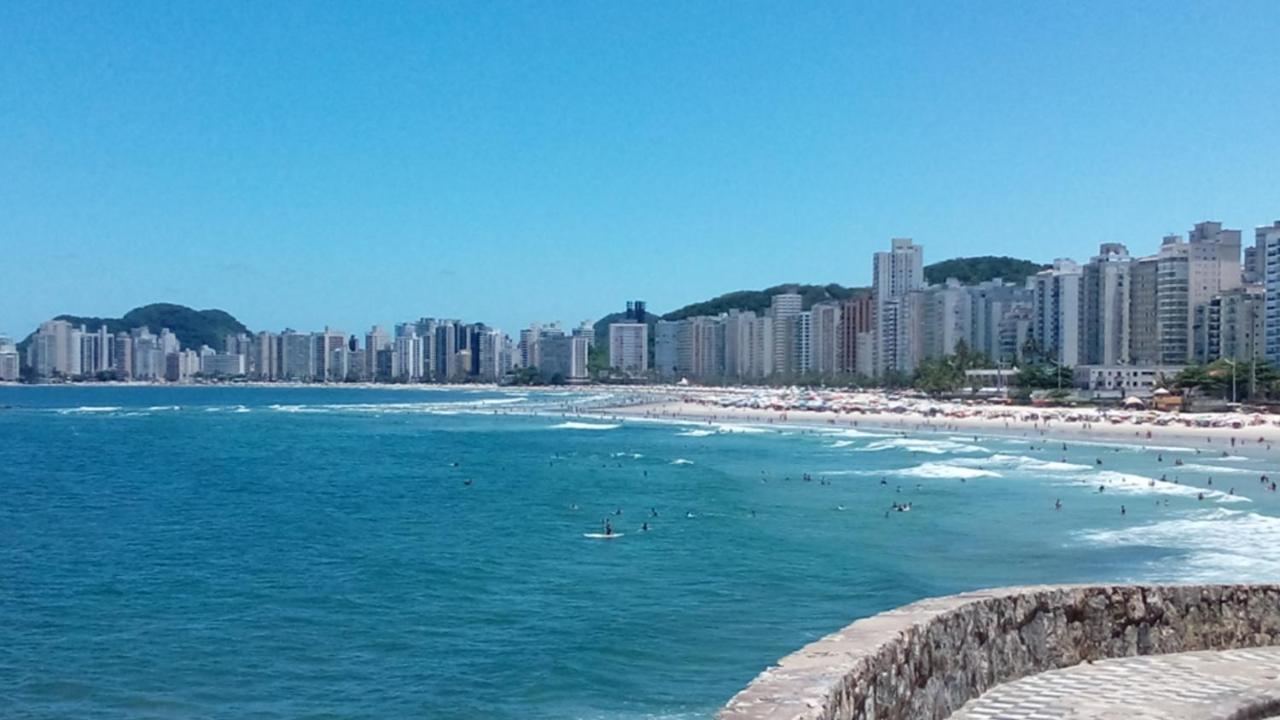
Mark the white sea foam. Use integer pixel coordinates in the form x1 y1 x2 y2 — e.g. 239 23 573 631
816 427 895 439
1079 508 1280 582
1173 463 1261 475
856 438 987 455
950 454 1091 474
610 452 643 459
895 463 1001 480
58 406 122 414
268 404 329 414
671 458 694 465
677 429 716 437
552 421 620 431
1076 471 1250 503
146 405 181 412
828 440 857 448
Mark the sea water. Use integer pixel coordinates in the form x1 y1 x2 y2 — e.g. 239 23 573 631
2 386 1277 719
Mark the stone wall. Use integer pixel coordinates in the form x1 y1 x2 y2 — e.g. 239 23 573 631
718 584 1280 720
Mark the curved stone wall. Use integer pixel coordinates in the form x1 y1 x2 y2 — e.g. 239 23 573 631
718 584 1280 720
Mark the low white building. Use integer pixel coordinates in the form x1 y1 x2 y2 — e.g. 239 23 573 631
1075 365 1183 399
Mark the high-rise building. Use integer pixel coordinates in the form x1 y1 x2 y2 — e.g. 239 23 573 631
131 328 163 380
917 280 972 363
280 330 313 381
312 328 346 382
113 332 133 380
0 335 18 381
654 320 680 379
27 319 82 378
791 310 813 376
1128 253 1160 365
608 322 648 374
768 292 803 376
966 281 1033 364
1259 222 1280 365
721 310 758 380
540 335 589 381
364 326 391 380
839 294 874 377
809 302 842 377
254 331 278 381
573 320 596 349
1080 243 1132 366
872 238 924 376
1193 286 1265 364
474 328 505 382
1130 228 1242 366
1030 259 1082 366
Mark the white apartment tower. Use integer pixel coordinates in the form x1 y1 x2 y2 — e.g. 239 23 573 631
769 292 802 376
1081 243 1132 366
608 322 648 374
872 238 924 376
1031 259 1082 366
1260 221 1280 365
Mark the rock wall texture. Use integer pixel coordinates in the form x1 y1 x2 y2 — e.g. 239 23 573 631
718 584 1280 720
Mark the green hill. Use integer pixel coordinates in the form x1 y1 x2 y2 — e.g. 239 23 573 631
923 256 1047 286
19 303 249 354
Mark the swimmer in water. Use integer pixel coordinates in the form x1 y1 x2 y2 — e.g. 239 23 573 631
1120 505 1126 516
1054 499 1062 510
650 507 658 518
604 519 613 536
641 522 649 532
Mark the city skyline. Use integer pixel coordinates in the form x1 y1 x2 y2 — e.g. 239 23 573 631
5 3 1280 337
11 214 1279 392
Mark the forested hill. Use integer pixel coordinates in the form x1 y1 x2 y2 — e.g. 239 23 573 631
923 256 1047 286
19 303 249 353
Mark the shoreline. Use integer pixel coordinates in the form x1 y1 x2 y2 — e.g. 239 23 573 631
579 397 1280 460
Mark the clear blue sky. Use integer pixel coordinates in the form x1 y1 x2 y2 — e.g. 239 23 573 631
3 1 1279 338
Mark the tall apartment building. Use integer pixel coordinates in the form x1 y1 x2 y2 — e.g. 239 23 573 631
1260 222 1280 365
538 334 588 381
791 311 812 376
917 280 972 363
364 326 391 380
654 320 680 379
809 302 842 376
1030 259 1082 366
609 322 648 374
1193 286 1265 364
966 281 1033 363
839 294 874 377
1080 243 1132 366
768 292 803 376
872 238 924 376
113 332 133 379
27 320 81 378
0 335 18 381
1130 227 1243 366
279 330 313 381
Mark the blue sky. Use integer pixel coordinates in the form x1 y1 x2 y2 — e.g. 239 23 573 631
2 1 1278 338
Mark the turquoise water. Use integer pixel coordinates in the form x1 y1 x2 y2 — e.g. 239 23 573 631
2 386 1278 719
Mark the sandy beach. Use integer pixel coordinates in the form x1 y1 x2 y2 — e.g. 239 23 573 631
583 389 1280 460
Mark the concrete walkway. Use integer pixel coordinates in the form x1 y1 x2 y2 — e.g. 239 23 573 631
949 647 1280 719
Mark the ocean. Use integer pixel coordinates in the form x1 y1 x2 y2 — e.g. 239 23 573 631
2 386 1277 719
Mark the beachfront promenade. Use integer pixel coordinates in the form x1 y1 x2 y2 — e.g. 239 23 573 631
718 584 1280 720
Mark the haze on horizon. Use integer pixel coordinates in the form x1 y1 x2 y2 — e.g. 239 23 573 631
2 1 1279 338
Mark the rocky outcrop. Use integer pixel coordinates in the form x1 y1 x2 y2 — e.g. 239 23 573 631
718 584 1280 720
